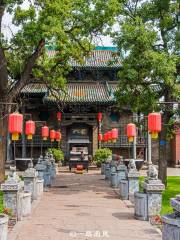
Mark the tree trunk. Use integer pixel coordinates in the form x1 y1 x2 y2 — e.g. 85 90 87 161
158 128 168 186
0 118 5 182
158 107 172 186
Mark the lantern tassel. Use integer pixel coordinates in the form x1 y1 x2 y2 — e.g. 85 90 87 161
12 133 19 141
128 137 134 142
151 132 158 139
27 134 33 140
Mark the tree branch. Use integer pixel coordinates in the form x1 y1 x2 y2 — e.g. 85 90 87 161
8 39 45 102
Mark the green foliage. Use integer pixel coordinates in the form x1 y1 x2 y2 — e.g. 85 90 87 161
161 176 180 215
1 0 121 93
0 191 3 214
110 0 179 145
93 148 112 166
47 148 64 163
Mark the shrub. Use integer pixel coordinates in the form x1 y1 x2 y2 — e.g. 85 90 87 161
47 148 64 163
93 148 112 166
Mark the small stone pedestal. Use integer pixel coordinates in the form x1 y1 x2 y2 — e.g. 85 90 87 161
43 153 52 187
162 195 180 240
35 156 47 187
143 178 164 218
1 167 24 224
110 172 118 188
110 161 117 174
101 163 106 175
24 162 38 201
19 192 31 219
128 169 140 202
134 165 165 221
119 159 139 201
49 154 56 179
119 180 128 200
0 214 8 240
117 164 127 185
36 179 44 198
105 164 110 181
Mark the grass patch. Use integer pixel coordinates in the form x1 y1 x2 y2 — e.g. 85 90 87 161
139 176 180 215
0 191 3 213
161 176 180 215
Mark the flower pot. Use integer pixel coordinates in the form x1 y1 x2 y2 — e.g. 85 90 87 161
0 214 8 240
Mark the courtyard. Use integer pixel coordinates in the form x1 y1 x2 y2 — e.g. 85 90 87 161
9 168 161 240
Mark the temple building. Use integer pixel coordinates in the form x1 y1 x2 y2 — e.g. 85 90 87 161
9 46 179 167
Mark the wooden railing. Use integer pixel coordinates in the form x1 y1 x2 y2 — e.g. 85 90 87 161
15 135 58 147
101 136 147 147
15 135 147 147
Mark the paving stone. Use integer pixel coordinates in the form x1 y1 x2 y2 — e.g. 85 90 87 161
9 168 161 240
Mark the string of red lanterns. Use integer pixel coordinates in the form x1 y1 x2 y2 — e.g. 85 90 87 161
8 113 23 141
126 123 136 142
55 131 62 142
50 130 56 142
57 112 62 122
25 120 36 140
100 128 119 143
148 112 162 139
42 126 49 141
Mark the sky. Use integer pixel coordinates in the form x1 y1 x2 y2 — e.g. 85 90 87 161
2 5 114 47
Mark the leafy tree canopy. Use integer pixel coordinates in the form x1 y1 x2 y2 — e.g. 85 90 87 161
112 0 179 115
0 0 121 102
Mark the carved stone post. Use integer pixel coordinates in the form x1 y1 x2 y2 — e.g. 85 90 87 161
127 163 140 203
44 153 51 187
49 154 56 179
1 167 24 224
162 195 180 240
24 162 38 201
116 163 127 185
105 163 111 181
142 165 165 218
134 165 165 221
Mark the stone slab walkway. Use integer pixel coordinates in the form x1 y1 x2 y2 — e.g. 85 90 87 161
9 169 161 240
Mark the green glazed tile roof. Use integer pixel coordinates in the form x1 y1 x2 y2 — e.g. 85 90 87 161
21 83 47 94
44 82 117 104
47 48 121 69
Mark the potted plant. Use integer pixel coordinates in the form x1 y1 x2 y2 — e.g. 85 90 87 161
93 148 112 174
47 148 64 170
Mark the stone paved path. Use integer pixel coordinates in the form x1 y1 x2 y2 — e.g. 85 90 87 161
9 169 161 240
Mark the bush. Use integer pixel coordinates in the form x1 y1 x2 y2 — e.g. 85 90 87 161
47 148 64 163
93 148 112 166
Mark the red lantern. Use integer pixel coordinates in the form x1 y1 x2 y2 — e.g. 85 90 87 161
42 126 49 141
25 120 35 140
50 130 56 142
98 133 103 142
148 112 162 139
127 123 136 142
55 131 61 142
111 128 119 143
107 131 112 142
103 133 108 142
97 112 102 122
57 112 62 121
8 113 23 140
